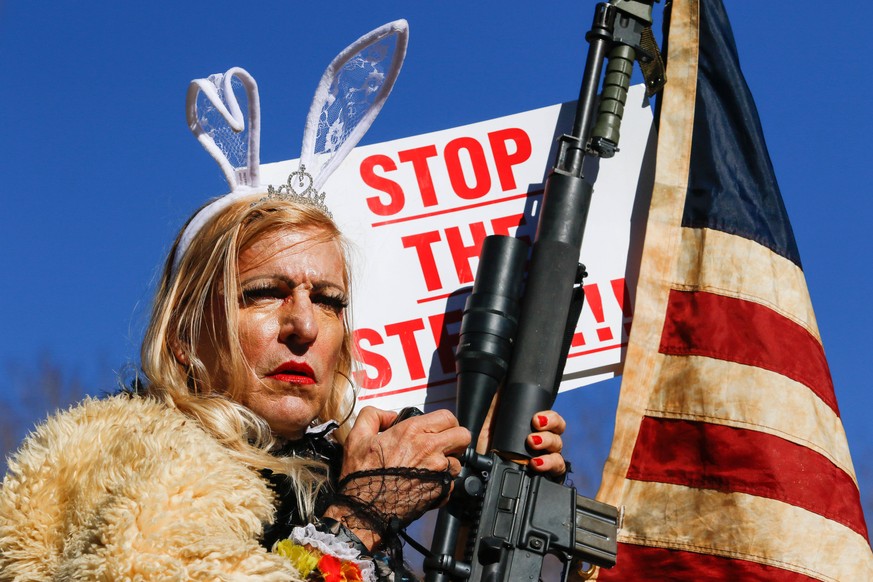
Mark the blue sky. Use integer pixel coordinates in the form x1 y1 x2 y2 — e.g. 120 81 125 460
2 2 871 511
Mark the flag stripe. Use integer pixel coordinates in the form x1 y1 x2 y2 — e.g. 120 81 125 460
627 417 868 537
647 354 856 480
611 480 873 581
604 544 822 582
595 0 702 507
675 227 818 339
659 289 837 413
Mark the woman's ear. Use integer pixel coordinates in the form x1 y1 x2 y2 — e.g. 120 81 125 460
169 336 190 366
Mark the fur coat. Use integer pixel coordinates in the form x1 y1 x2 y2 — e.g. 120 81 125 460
0 394 304 581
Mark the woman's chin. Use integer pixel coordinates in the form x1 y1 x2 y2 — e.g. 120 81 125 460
256 397 322 441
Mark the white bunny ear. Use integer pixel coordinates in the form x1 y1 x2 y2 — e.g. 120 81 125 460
174 67 261 275
300 19 409 191
186 67 261 191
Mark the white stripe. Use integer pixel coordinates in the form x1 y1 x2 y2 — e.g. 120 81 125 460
619 480 873 582
596 0 701 507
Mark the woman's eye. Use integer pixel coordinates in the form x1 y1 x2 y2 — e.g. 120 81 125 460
314 294 348 315
240 286 284 305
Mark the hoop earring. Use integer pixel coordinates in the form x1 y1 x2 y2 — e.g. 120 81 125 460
334 370 357 428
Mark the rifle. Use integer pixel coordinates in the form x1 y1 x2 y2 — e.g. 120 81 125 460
423 2 665 580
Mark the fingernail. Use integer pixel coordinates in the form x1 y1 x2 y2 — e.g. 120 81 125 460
531 435 543 445
532 458 544 467
537 415 548 428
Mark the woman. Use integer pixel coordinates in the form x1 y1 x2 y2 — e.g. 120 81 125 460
0 23 566 581
0 194 566 581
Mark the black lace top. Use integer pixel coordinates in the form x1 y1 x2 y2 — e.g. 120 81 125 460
260 423 343 551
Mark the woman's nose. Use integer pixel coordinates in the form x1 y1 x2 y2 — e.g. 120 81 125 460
279 296 318 346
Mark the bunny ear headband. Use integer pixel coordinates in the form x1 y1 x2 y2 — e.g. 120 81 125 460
172 19 409 275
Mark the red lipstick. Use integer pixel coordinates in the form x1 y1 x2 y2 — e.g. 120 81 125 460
267 361 316 385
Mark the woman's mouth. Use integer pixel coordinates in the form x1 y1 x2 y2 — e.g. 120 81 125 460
267 361 316 385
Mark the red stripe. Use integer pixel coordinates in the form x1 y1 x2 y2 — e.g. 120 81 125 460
357 376 454 400
660 289 838 414
369 190 538 227
627 417 869 538
598 543 823 581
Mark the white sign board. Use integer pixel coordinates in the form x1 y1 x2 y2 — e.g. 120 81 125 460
262 85 654 412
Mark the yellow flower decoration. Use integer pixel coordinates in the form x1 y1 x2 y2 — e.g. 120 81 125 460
274 540 321 578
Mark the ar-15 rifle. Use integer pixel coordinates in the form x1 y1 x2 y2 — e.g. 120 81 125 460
423 2 665 580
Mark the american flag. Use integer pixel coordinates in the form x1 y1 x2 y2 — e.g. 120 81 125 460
596 1 873 579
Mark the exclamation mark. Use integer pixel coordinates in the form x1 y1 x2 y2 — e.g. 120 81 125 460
571 330 587 347
610 278 633 337
584 283 614 342
571 288 587 347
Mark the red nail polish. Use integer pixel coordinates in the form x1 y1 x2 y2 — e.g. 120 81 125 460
532 458 544 467
537 415 548 428
531 435 543 445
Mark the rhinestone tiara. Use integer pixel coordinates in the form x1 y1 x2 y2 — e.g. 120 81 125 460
254 165 331 218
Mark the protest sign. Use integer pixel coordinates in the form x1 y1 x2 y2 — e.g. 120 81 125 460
261 84 654 412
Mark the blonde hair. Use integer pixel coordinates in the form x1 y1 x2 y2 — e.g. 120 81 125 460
141 194 357 518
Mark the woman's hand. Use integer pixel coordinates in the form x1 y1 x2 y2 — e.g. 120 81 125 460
476 403 568 478
323 406 470 550
526 409 567 476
